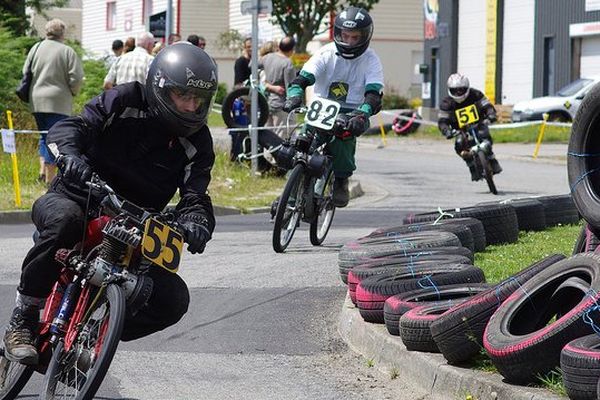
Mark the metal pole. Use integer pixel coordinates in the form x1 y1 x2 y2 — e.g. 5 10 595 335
250 0 259 174
166 0 173 44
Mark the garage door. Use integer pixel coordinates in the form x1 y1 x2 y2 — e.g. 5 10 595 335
581 36 600 77
457 0 487 90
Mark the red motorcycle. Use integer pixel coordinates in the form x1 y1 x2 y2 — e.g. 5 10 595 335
0 175 185 400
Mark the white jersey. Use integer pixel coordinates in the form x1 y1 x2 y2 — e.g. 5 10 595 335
301 42 384 109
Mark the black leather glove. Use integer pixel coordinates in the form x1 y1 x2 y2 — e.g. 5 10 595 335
179 220 211 254
346 111 368 137
57 155 93 186
282 96 303 113
334 114 352 139
442 129 453 139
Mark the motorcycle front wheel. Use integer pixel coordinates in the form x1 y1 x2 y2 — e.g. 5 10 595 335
41 284 125 400
0 351 33 400
478 151 498 195
273 164 306 253
309 167 336 246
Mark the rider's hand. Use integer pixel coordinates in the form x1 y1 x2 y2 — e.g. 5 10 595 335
282 96 303 113
346 111 368 137
334 114 352 140
179 220 211 254
57 155 93 186
482 118 491 126
442 129 453 139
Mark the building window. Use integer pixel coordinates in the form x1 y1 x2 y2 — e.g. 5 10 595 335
543 37 555 96
107 2 117 31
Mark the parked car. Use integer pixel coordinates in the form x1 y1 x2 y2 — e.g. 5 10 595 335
511 76 600 122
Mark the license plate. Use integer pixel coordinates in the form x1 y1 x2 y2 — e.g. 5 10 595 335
455 104 480 128
141 218 183 273
305 97 341 131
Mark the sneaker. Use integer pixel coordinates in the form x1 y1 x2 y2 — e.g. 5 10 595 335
467 163 479 181
333 178 350 208
269 198 279 223
2 307 39 365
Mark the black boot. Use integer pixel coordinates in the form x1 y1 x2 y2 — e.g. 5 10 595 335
488 156 502 174
333 177 350 208
269 197 279 222
3 306 39 365
466 161 479 181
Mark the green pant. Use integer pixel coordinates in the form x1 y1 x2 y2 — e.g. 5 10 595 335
326 136 356 178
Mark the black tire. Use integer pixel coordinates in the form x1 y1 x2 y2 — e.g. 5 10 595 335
384 283 489 336
560 334 600 400
339 230 462 262
399 303 460 352
478 151 497 195
569 82 600 231
403 204 519 246
369 217 486 253
356 264 486 323
483 253 600 384
430 253 565 365
221 87 269 129
478 198 546 232
0 352 34 400
573 223 600 255
273 164 306 253
41 284 126 400
310 167 335 245
531 194 580 227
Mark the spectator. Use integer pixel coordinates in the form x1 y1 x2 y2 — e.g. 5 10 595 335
105 39 124 67
187 34 207 49
152 41 165 56
234 37 252 87
103 32 155 90
25 18 83 185
124 36 135 53
260 36 296 139
259 40 276 57
168 33 181 45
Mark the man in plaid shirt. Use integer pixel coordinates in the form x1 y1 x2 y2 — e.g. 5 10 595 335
103 32 155 90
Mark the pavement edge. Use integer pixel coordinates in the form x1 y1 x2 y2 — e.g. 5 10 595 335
337 295 563 400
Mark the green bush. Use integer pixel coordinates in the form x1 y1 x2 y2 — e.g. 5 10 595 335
215 82 228 105
382 90 409 110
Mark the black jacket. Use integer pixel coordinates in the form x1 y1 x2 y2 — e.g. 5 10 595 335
438 88 497 134
47 82 216 233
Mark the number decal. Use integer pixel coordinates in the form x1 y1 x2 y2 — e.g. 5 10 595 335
142 218 184 273
454 104 480 128
305 98 341 130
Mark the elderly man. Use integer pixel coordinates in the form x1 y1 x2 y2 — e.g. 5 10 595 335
103 32 155 90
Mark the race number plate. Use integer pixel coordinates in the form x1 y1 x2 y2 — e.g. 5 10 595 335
141 218 183 273
455 104 480 128
305 97 341 130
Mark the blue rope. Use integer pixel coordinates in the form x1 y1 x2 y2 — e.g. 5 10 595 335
569 166 600 193
417 275 441 300
582 289 600 337
567 151 600 158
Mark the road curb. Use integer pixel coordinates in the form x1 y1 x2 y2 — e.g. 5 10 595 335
338 295 563 400
0 180 364 224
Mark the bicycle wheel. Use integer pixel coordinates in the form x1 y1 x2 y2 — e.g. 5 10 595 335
309 167 336 245
273 164 306 253
41 284 125 400
478 151 497 195
0 350 33 400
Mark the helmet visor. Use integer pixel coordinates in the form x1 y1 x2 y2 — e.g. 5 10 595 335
333 26 372 49
449 87 468 97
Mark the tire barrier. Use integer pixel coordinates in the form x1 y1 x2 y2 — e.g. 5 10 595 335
400 303 462 353
560 334 600 400
430 254 565 364
383 283 489 336
483 253 600 384
572 222 600 255
221 87 269 129
478 198 546 232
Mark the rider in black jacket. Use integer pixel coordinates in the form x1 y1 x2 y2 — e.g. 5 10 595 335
438 73 502 181
3 42 218 365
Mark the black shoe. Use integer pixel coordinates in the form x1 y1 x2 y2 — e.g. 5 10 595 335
333 178 349 208
2 307 39 365
489 158 502 174
468 165 479 181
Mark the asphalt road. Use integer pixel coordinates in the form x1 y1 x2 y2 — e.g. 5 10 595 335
0 136 569 399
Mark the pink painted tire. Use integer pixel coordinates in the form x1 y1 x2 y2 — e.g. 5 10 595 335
483 253 600 384
560 334 600 400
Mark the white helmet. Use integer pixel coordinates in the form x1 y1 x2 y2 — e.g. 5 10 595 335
447 73 470 103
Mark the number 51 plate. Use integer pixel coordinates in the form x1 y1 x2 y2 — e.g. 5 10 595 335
141 218 184 273
305 97 341 130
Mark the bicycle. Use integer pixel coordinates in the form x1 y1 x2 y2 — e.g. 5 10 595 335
0 173 186 400
271 97 343 253
451 125 498 195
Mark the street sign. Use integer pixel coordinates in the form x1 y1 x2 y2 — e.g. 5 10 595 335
240 0 272 15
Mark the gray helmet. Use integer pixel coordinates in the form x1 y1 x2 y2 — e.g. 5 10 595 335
447 73 470 103
333 7 373 59
146 42 218 137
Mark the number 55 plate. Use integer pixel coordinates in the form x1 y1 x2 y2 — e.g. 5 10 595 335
142 218 184 273
305 97 341 130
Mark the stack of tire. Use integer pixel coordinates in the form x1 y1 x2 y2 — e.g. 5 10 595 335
339 194 595 397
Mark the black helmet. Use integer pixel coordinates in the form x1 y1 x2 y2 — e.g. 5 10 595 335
146 42 218 137
333 7 374 59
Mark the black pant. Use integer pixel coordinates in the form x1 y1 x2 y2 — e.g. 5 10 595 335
19 190 190 341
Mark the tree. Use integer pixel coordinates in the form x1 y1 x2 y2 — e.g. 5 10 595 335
271 0 380 53
0 0 68 36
